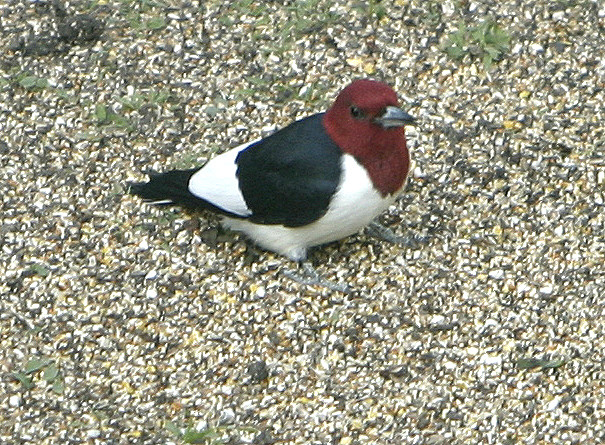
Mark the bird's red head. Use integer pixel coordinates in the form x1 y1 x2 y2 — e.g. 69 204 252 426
323 79 414 196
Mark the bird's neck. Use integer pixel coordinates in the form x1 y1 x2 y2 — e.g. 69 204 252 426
356 132 410 196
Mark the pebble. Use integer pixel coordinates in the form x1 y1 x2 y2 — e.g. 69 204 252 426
9 395 20 408
86 429 101 439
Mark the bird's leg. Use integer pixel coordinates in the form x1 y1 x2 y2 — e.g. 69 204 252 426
282 261 351 293
366 220 408 244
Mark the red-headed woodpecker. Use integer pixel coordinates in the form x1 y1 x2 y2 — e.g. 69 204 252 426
129 79 415 261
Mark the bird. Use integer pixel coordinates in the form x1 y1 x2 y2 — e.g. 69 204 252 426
129 79 415 262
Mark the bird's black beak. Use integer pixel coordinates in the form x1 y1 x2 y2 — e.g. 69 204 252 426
374 105 416 128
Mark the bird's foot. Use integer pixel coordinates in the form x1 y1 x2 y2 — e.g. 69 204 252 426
282 262 351 293
367 220 408 244
367 221 428 249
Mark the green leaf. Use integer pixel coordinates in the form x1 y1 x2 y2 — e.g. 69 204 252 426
490 26 510 47
28 263 50 277
95 104 107 122
444 18 510 67
165 420 182 438
147 17 166 30
151 89 171 104
517 357 566 370
446 45 465 59
118 95 143 111
36 77 49 88
43 363 59 382
25 357 51 374
471 21 489 43
540 359 566 369
128 14 144 30
182 428 221 444
12 372 35 390
75 130 104 142
485 46 501 58
109 112 130 128
19 76 38 89
52 376 65 394
92 409 109 421
455 23 467 42
218 16 232 26
239 426 259 434
56 88 72 101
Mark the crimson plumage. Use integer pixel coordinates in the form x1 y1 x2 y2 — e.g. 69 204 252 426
129 79 415 261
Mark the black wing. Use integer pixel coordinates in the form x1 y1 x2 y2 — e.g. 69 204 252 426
236 113 342 227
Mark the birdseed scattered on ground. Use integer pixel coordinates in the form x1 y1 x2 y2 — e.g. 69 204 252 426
1 1 604 444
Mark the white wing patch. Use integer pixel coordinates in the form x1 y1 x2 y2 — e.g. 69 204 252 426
188 141 255 217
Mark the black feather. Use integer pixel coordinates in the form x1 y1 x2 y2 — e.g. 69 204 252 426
128 169 197 204
128 168 244 218
236 113 342 227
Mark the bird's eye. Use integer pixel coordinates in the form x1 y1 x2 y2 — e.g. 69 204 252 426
350 106 364 119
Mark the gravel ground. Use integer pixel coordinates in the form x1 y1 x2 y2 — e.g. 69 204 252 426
1 1 604 444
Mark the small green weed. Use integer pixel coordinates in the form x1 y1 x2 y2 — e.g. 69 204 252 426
25 263 50 277
19 75 49 90
297 81 332 107
516 357 566 370
422 1 442 26
443 19 510 69
11 357 65 394
115 0 169 32
117 93 146 111
13 72 50 91
165 419 258 445
353 0 388 21
86 87 176 136
117 88 174 111
94 104 131 129
219 0 336 58
127 13 166 31
171 140 225 169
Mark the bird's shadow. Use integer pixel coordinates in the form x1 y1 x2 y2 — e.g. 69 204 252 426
175 207 389 294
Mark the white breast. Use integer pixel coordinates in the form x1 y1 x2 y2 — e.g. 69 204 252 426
222 154 402 261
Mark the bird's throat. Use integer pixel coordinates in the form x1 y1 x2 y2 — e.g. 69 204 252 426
357 141 410 196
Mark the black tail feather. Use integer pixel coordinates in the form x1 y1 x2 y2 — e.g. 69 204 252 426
128 168 245 218
128 168 202 207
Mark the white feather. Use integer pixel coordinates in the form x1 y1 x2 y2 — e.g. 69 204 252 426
188 141 254 217
222 154 405 261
